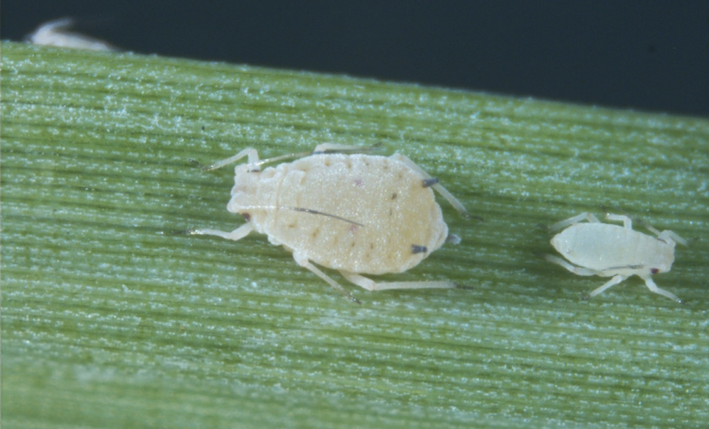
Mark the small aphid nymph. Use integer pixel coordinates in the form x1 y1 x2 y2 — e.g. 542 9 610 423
545 211 689 304
191 144 471 302
25 18 118 51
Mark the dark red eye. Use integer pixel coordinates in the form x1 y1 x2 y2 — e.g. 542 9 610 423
650 268 659 275
242 213 251 221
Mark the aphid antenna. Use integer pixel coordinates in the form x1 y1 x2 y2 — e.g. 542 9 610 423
312 142 384 155
246 151 314 171
246 143 384 171
445 234 461 244
685 236 700 246
455 283 474 290
163 228 200 236
239 205 364 226
537 222 552 233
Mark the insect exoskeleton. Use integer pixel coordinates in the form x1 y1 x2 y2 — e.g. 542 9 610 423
190 143 472 302
25 18 118 51
545 211 690 304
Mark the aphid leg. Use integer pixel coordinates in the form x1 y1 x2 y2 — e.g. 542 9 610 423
201 148 260 172
608 212 692 246
314 143 366 153
656 230 689 247
292 251 361 304
605 214 632 229
548 212 601 232
339 271 456 291
189 223 254 241
390 153 472 220
584 275 627 300
243 144 384 170
545 255 598 276
642 276 683 304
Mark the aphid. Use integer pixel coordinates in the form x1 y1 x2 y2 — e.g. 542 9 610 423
25 18 117 51
545 211 689 304
190 144 470 302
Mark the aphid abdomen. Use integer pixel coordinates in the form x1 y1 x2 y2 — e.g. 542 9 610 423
553 223 672 273
269 154 447 275
553 224 633 270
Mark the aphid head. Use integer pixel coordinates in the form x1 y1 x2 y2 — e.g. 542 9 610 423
226 164 267 215
648 260 672 275
646 244 675 275
550 233 573 257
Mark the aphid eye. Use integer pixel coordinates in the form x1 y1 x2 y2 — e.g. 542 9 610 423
650 268 659 275
242 213 251 221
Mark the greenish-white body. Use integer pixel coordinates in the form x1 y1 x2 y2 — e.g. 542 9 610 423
545 212 688 304
551 223 675 277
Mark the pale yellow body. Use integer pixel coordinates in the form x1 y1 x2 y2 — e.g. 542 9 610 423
192 144 469 302
546 212 689 304
239 154 447 274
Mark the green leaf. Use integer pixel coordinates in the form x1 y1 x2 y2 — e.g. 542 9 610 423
2 41 708 429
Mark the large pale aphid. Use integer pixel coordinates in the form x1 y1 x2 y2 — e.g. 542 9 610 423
545 212 689 304
191 144 470 302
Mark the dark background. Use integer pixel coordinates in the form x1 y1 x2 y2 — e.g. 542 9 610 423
3 1 708 117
